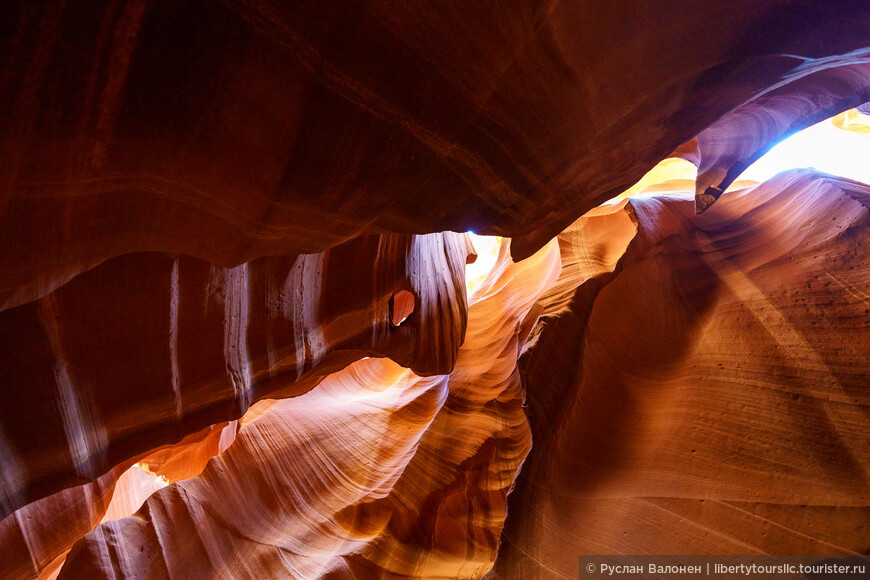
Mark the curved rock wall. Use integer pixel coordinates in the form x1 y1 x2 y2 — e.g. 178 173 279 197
496 171 870 577
58 239 560 579
0 420 236 579
4 1 870 307
3 2 870 578
0 231 470 519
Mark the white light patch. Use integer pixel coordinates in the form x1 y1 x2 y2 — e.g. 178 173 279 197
466 234 501 295
734 112 870 188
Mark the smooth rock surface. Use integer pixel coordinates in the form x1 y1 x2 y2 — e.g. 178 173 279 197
3 2 870 578
0 421 235 579
58 238 560 579
0 232 470 520
496 171 870 578
4 1 870 311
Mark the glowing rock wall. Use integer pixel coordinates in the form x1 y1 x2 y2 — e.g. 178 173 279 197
3 1 870 578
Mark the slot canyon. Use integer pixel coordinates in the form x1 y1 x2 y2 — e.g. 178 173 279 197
1 2 870 578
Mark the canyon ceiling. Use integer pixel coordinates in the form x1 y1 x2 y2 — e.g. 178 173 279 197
1 1 869 579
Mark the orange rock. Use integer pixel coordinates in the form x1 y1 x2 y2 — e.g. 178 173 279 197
0 421 235 580
497 171 870 577
58 239 560 579
0 233 470 522
3 2 870 578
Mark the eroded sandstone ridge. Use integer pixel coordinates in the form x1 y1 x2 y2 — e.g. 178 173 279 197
2 1 870 578
497 171 870 577
5 1 870 308
57 239 560 579
0 232 470 520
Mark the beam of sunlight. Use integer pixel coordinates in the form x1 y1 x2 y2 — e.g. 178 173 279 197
614 157 698 201
615 108 870 203
733 109 870 188
466 234 501 295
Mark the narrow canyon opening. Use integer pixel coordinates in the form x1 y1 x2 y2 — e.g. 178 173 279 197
615 108 870 204
2 7 870 579
465 233 502 296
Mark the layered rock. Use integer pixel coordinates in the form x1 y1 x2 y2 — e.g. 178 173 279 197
136 421 238 484
496 170 870 578
0 465 122 580
4 2 870 312
45 169 870 579
3 2 870 578
0 232 470 520
683 60 870 211
5 164 870 579
57 238 560 579
0 421 234 579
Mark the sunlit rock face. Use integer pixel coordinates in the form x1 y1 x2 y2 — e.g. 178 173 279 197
0 422 233 579
0 232 470 520
833 106 870 136
4 0 870 307
3 1 870 579
496 171 870 578
683 61 870 212
58 240 560 579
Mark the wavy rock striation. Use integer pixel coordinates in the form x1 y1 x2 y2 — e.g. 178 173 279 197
496 170 870 578
0 420 235 579
57 239 560 579
685 61 870 212
4 1 870 310
0 232 470 521
3 2 870 578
